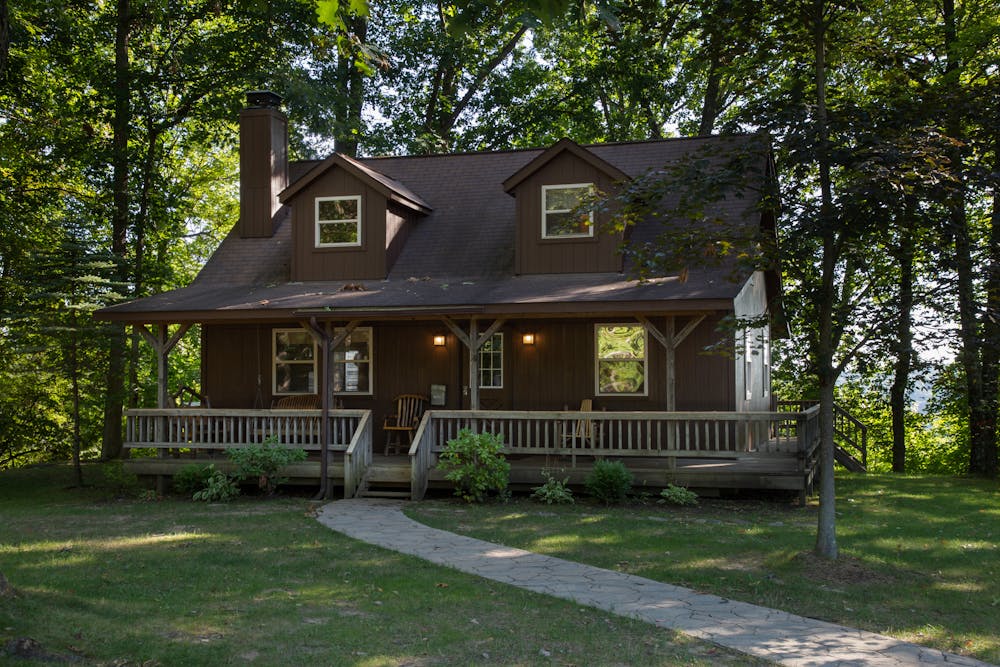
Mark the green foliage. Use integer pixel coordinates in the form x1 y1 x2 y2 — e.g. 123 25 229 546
530 470 574 505
438 429 510 503
172 463 216 497
192 469 241 502
659 484 698 506
584 459 633 505
228 439 307 495
97 461 142 499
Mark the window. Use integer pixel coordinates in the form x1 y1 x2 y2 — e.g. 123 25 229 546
595 324 647 396
479 333 503 388
762 327 771 399
273 327 372 395
542 183 594 238
273 328 316 395
333 328 372 394
744 329 754 400
315 195 361 247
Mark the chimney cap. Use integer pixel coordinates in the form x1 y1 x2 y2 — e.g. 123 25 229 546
246 91 283 109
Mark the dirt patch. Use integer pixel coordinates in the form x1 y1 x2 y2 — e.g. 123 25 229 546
792 551 897 587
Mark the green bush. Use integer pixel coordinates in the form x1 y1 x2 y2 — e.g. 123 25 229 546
173 463 215 497
585 459 633 505
438 429 510 503
228 438 307 495
192 469 240 502
531 470 574 505
98 461 142 499
659 483 699 506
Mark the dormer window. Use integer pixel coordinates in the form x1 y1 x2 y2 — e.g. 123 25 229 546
542 183 594 239
316 195 362 247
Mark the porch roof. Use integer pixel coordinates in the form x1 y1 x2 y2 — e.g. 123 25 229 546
95 269 744 323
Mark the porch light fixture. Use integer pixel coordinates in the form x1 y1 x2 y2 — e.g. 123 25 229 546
522 333 536 345
433 334 446 347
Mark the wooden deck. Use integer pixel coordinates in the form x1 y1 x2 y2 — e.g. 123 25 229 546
122 407 821 499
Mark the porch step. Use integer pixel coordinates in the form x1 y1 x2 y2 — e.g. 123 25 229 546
357 489 411 499
835 446 866 472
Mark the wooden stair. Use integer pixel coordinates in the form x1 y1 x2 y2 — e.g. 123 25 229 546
352 458 411 499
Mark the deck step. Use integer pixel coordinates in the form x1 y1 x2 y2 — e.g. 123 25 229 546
357 490 411 499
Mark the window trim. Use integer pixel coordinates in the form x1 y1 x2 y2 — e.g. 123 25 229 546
594 323 649 397
478 332 504 389
315 195 362 248
541 183 595 239
272 326 374 396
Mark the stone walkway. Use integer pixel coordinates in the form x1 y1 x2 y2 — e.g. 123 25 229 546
316 499 993 667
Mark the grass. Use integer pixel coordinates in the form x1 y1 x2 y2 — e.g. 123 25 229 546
0 464 761 666
407 474 1000 665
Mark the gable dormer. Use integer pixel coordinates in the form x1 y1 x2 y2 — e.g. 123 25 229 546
503 138 629 275
279 153 431 281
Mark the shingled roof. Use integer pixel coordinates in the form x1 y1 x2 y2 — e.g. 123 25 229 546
98 134 774 322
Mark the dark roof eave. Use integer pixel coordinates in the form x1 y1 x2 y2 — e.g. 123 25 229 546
95 298 734 325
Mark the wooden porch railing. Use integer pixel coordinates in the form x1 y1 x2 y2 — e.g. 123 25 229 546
777 400 867 471
344 410 373 498
124 408 367 451
408 408 822 500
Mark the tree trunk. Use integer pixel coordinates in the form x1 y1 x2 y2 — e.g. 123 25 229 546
697 33 723 136
979 143 1000 477
813 0 838 559
890 222 914 473
101 0 130 460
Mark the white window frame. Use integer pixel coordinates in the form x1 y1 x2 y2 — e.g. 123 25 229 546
762 326 771 399
744 329 753 401
315 195 362 248
594 324 648 397
478 332 503 389
273 328 317 396
272 326 374 396
541 183 595 239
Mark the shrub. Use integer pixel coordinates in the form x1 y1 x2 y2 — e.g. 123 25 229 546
438 429 510 503
531 470 574 505
659 483 699 506
173 464 215 497
228 438 307 495
192 469 240 502
98 461 142 499
585 459 633 505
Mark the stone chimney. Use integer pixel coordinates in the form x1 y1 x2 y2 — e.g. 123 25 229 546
239 91 288 238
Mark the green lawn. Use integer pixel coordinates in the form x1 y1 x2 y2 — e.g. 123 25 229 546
407 474 1000 665
0 464 760 666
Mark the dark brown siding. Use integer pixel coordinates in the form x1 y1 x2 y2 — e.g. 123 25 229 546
290 167 388 281
385 204 413 274
201 314 735 439
513 151 622 275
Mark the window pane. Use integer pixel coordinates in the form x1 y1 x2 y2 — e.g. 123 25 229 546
598 360 645 394
276 363 315 394
545 211 591 236
319 221 358 245
545 186 589 211
318 198 358 220
598 325 644 360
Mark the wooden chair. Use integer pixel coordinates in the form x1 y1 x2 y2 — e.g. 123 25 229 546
561 399 595 466
272 394 320 409
383 394 428 455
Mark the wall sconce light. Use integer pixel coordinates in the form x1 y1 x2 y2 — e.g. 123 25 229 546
432 334 446 347
522 333 536 345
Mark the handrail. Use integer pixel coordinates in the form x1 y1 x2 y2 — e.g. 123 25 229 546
777 400 867 470
344 410 373 498
409 411 434 500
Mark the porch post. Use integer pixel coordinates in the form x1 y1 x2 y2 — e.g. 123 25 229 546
469 318 479 410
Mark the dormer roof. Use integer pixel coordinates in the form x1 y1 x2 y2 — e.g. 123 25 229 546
279 151 432 215
502 137 630 194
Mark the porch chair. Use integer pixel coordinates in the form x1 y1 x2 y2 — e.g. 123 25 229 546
383 394 428 455
271 394 321 409
561 399 595 466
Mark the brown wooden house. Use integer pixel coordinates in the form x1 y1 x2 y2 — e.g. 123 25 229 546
97 92 827 499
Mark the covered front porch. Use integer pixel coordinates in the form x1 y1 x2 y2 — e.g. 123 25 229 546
123 405 822 500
